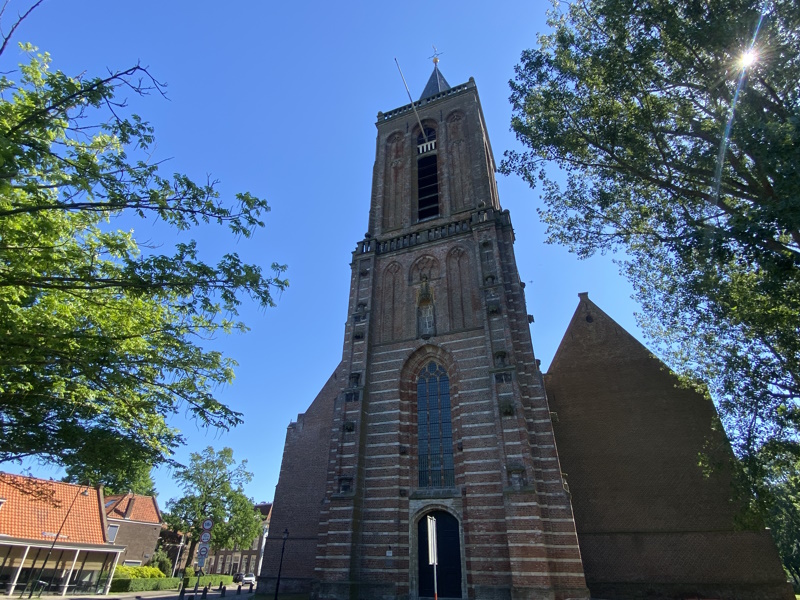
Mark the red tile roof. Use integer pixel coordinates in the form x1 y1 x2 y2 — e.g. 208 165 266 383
0 473 106 545
104 493 161 524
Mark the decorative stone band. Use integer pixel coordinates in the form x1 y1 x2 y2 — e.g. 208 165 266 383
377 82 474 122
355 208 511 256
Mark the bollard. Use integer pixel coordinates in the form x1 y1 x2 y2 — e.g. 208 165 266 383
221 585 226 597
218 582 223 591
202 586 208 599
237 584 242 595
248 583 254 594
179 587 186 600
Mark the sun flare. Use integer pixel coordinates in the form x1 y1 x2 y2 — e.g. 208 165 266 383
740 49 757 68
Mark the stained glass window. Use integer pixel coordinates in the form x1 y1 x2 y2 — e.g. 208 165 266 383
417 361 454 488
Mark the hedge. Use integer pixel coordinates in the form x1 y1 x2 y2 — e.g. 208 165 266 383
109 577 181 592
183 575 235 588
113 565 166 579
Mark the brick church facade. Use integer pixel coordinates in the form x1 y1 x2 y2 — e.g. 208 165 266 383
258 64 792 600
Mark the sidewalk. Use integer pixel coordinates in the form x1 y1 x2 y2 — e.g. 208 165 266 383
67 586 262 600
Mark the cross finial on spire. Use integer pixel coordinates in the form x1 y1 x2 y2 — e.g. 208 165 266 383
429 45 444 65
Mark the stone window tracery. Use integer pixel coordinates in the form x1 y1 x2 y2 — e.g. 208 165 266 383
417 361 454 488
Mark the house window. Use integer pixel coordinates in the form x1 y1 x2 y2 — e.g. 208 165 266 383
417 128 439 220
123 560 141 567
107 525 119 542
417 362 454 488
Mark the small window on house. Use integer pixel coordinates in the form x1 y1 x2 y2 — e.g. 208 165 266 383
104 499 116 507
107 524 119 542
123 560 141 567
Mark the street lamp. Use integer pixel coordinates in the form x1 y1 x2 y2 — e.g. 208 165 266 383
29 485 90 598
273 529 289 600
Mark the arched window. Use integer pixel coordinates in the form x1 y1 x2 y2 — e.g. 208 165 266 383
417 361 454 488
417 127 439 220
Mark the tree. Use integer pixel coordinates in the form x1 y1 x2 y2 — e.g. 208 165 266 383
759 452 800 586
164 447 263 567
503 0 799 485
63 459 157 496
0 13 287 477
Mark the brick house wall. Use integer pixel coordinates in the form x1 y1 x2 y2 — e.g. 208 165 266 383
104 493 162 568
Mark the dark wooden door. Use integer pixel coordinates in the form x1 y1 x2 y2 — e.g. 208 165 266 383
418 510 462 598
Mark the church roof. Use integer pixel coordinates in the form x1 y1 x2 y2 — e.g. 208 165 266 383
419 62 450 100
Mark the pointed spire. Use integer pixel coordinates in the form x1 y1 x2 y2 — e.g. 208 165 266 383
419 56 451 100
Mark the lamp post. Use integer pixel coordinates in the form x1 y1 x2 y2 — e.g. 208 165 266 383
28 485 90 598
273 529 288 600
171 533 185 578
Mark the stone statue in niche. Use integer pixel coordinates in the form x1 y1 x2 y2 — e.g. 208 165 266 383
447 112 471 212
383 133 405 231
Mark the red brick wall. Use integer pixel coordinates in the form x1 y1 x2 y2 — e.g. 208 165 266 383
259 367 342 593
545 295 793 600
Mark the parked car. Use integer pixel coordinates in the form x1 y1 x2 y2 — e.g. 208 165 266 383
232 573 244 584
242 574 256 585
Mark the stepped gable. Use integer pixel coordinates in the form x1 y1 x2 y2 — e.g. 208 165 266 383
545 292 793 600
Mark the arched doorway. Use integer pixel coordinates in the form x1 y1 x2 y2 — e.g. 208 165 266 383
417 510 462 598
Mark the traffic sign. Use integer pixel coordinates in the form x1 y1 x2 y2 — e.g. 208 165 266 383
197 556 206 567
197 544 209 557
202 518 214 530
200 531 211 543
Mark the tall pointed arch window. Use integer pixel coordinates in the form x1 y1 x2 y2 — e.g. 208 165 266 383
417 361 454 488
417 127 439 220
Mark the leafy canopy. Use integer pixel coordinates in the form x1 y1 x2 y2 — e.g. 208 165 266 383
0 41 287 476
63 458 157 496
164 447 263 565
504 0 799 479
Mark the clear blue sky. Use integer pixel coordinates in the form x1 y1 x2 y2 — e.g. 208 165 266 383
4 0 641 505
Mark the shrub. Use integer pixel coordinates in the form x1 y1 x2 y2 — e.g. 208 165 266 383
184 566 194 578
109 577 180 593
183 575 234 588
148 548 172 576
113 565 165 580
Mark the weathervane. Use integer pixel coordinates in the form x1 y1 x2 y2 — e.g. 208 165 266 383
429 45 444 65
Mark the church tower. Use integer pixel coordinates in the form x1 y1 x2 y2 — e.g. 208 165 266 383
260 63 589 600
